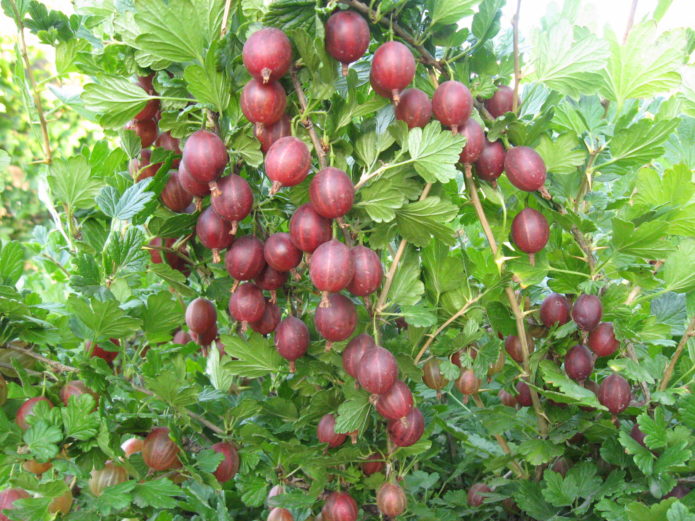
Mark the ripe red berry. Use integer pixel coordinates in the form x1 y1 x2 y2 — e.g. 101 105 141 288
325 10 370 75
178 161 210 198
89 462 128 497
196 207 233 260
499 389 517 407
229 283 266 324
131 149 159 181
210 174 253 232
182 130 228 184
317 413 347 448
484 85 514 118
172 330 192 344
254 265 288 291
376 482 407 517
540 293 571 328
598 373 631 414
467 483 491 507
551 457 571 477
264 232 302 272
370 68 392 98
504 146 547 192
289 204 332 253
185 297 217 334
456 369 481 395
154 131 181 158
432 80 473 132
357 346 398 394
588 322 619 357
16 396 53 430
161 170 194 212
60 381 98 407
136 74 155 94
375 380 413 420
241 79 287 133
211 442 239 483
143 427 180 471
134 95 160 122
0 489 29 521
310 240 354 294
255 114 291 154
268 508 294 521
275 316 309 372
458 119 485 164
511 208 550 254
515 381 532 407
309 167 354 219
504 334 534 363
666 484 691 499
394 88 432 129
347 246 382 296
388 407 424 447
361 452 384 476
572 295 602 331
630 424 647 447
474 140 506 182
564 344 594 382
242 28 292 83
322 492 359 521
342 333 376 378
422 358 448 391
191 324 217 347
314 293 357 344
86 339 120 364
225 236 266 280
250 300 281 335
371 41 416 103
125 118 157 148
265 136 312 190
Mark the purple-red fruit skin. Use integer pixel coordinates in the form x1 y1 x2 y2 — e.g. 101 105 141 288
432 80 472 130
255 114 291 153
309 239 354 293
211 175 253 223
505 146 547 192
185 298 217 334
347 246 383 296
323 491 359 521
475 140 505 182
458 119 485 164
375 380 414 420
588 322 619 357
161 171 194 213
289 204 332 253
564 345 594 382
598 373 631 414
275 316 309 364
254 265 288 291
225 236 266 281
468 483 491 507
250 301 281 335
505 335 534 363
540 294 571 328
183 130 228 183
178 161 210 197
371 41 416 94
241 79 287 126
357 346 398 394
211 442 239 483
485 85 514 118
342 334 376 378
265 137 312 187
314 293 357 342
516 381 532 407
229 283 266 323
317 413 346 448
572 295 603 332
388 407 424 447
242 28 292 83
126 119 157 148
394 88 432 129
325 11 370 66
511 208 549 254
264 232 302 272
309 167 355 219
196 207 233 250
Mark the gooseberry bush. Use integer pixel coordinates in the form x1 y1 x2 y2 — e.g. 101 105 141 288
1 0 694 520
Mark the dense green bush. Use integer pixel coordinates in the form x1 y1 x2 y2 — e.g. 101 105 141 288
1 0 694 520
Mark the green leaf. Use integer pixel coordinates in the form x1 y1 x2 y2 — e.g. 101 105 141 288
94 480 135 514
626 498 678 521
471 0 503 42
535 134 586 175
357 177 407 223
618 429 655 475
48 156 103 211
0 149 9 172
82 77 150 128
205 344 234 392
528 22 609 97
400 304 437 327
104 227 148 279
407 122 465 183
145 368 199 408
133 479 180 509
334 387 370 435
62 394 99 440
542 470 575 507
599 22 685 107
231 132 263 168
396 197 458 247
97 180 155 221
661 240 695 293
196 448 224 473
611 219 674 259
0 241 24 286
220 332 283 377
24 421 62 460
183 42 230 114
430 0 479 26
68 296 142 339
518 438 564 465
142 292 183 343
238 476 267 507
150 263 196 296
539 360 606 409
635 165 694 208
667 502 695 521
387 246 425 307
514 479 559 521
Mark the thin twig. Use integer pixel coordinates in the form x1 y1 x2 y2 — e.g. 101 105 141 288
623 0 639 44
9 0 52 164
0 361 56 380
4 344 77 373
659 316 695 392
337 0 445 74
290 67 327 170
375 183 432 313
625 343 650 403
570 226 596 272
512 0 522 113
220 0 233 37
